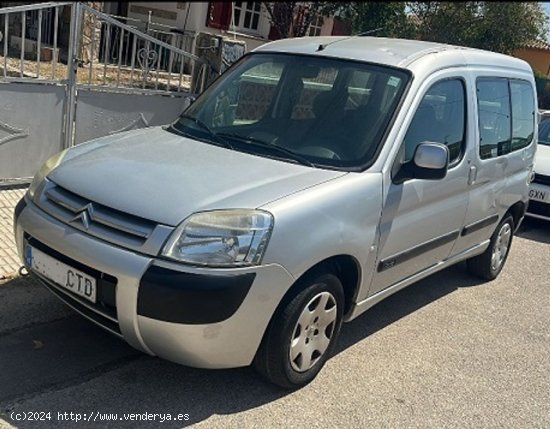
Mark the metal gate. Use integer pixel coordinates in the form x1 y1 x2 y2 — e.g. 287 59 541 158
0 2 208 182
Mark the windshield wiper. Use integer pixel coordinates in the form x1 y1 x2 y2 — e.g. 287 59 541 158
176 114 233 149
217 132 314 167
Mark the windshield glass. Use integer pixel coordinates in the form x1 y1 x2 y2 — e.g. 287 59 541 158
539 115 550 146
172 53 410 169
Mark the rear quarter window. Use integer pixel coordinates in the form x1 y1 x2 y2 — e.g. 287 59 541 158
476 77 535 159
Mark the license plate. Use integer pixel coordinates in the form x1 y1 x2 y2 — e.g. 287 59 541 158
25 245 97 303
529 184 550 203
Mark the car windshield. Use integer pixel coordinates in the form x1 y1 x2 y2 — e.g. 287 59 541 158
171 53 410 169
538 115 550 146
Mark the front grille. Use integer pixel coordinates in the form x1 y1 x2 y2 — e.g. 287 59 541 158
526 200 550 218
27 235 120 332
44 184 155 243
36 180 173 255
533 173 550 187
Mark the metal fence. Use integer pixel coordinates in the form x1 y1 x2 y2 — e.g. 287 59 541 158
0 2 71 81
98 13 196 75
0 2 209 90
0 2 209 182
78 4 206 92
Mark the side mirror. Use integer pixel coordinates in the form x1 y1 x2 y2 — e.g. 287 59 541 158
394 142 449 183
413 142 449 179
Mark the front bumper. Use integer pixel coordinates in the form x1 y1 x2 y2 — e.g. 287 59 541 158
15 197 295 369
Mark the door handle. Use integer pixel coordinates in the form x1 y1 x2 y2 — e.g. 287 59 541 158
468 165 477 185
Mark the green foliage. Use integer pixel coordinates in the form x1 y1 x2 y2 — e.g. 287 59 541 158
320 1 548 54
265 1 548 57
262 2 330 38
408 2 549 54
320 2 414 38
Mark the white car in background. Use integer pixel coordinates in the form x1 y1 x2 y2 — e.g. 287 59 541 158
527 111 550 220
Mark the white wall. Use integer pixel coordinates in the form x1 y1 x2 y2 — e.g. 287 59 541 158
124 2 338 52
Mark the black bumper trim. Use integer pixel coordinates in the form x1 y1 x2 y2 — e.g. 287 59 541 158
526 200 550 218
377 230 460 272
137 265 255 324
461 214 499 236
13 196 27 235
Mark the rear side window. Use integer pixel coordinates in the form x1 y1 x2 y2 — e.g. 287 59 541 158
477 79 511 159
403 79 466 163
510 81 535 151
476 78 534 159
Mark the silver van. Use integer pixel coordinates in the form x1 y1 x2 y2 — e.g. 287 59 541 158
14 37 536 388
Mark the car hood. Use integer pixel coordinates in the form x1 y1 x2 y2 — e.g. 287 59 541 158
48 127 347 226
535 143 550 176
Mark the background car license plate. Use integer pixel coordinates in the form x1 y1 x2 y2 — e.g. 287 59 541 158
26 245 97 303
529 184 549 203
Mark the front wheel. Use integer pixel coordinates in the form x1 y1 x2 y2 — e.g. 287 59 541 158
253 272 344 389
467 215 514 280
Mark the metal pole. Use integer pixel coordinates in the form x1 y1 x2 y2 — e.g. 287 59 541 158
89 13 96 84
178 53 184 92
103 22 110 85
20 11 26 77
116 27 124 87
36 9 42 78
3 14 8 79
155 45 161 90
64 2 81 148
52 6 59 79
167 33 174 89
130 33 136 86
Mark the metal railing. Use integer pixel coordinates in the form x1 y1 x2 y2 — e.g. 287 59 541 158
0 2 72 81
98 12 196 72
0 2 209 93
0 2 210 154
78 3 207 93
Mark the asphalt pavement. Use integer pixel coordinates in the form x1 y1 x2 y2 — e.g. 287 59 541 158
0 218 548 429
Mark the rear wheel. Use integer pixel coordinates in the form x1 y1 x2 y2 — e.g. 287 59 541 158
467 215 514 280
253 272 344 389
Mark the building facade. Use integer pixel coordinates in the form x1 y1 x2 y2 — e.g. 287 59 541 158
124 2 351 52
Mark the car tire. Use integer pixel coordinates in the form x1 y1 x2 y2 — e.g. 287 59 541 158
253 271 344 389
467 215 514 280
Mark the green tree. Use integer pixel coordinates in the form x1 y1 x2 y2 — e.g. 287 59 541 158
262 2 328 38
321 2 415 38
409 2 549 54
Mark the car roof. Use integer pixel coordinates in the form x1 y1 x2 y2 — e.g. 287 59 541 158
253 36 532 73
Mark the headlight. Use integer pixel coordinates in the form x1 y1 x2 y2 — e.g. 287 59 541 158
162 209 274 267
28 149 68 200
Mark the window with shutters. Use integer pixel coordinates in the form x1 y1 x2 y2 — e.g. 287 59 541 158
308 15 324 37
206 2 231 30
233 1 262 32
